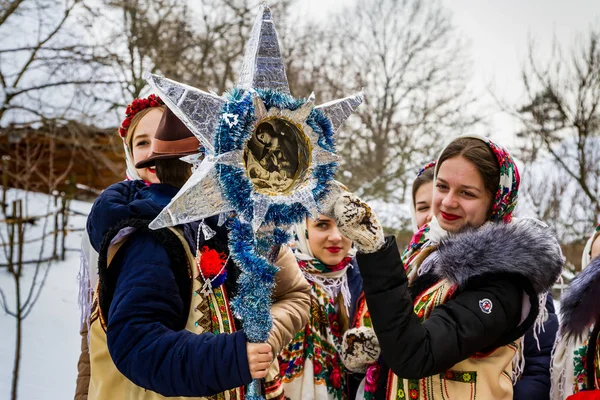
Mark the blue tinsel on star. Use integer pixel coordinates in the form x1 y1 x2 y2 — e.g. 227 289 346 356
214 87 340 362
214 88 337 227
227 218 280 342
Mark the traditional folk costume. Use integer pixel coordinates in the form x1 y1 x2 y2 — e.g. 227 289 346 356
75 95 165 400
407 159 559 400
82 108 311 399
551 226 600 400
344 135 563 400
278 219 362 400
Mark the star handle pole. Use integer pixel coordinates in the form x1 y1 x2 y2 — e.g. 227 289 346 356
246 378 263 399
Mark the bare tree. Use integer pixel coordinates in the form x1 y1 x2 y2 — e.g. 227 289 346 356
291 0 478 202
514 28 600 238
87 0 296 115
0 0 118 127
0 139 74 400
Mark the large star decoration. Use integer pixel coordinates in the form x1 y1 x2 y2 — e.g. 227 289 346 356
146 4 362 232
144 6 361 399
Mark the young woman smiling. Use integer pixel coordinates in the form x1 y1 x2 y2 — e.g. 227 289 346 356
328 135 563 400
409 155 558 400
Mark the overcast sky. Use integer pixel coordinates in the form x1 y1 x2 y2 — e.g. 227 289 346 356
296 0 600 149
443 0 600 145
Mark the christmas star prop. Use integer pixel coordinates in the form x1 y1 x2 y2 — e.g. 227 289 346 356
146 4 362 232
145 5 362 399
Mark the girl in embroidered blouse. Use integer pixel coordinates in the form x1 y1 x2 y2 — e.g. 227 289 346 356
328 135 563 400
278 213 363 400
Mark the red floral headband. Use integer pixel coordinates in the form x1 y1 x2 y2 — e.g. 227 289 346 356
118 94 164 138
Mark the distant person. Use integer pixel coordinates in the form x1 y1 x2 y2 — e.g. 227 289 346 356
410 161 436 231
551 225 600 399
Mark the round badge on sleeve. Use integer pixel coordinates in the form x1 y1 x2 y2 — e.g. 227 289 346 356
479 298 493 314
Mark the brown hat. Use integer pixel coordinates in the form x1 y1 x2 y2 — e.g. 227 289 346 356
135 107 200 168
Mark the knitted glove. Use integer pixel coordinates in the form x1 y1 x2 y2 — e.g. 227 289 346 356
317 180 348 218
333 192 385 253
340 327 381 373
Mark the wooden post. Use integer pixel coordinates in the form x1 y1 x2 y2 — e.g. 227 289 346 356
16 200 23 277
60 195 67 261
1 155 9 215
7 200 15 274
53 194 59 260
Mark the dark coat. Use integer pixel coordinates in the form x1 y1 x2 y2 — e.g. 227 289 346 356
356 222 563 394
513 293 559 400
86 181 252 397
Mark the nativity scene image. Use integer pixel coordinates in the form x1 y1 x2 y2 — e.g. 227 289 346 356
244 117 311 194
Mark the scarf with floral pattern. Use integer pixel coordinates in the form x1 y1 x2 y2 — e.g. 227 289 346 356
354 135 521 399
278 219 355 400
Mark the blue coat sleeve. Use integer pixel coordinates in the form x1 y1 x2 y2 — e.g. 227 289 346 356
513 293 558 400
106 232 252 396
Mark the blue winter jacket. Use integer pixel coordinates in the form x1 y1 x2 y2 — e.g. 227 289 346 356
513 292 559 400
86 180 252 396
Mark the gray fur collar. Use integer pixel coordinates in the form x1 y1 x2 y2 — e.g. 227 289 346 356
560 256 600 338
421 220 564 294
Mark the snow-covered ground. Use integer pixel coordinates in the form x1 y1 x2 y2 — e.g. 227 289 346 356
0 189 91 400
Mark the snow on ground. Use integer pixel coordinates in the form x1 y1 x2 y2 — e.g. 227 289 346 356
0 189 91 400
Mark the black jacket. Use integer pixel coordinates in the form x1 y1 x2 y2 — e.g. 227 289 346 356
358 238 526 379
356 222 563 384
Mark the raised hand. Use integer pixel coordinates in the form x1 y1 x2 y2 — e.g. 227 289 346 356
334 192 385 254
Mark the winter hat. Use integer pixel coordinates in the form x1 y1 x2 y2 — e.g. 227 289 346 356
135 107 200 168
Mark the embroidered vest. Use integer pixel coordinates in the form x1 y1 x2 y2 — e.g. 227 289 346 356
384 279 519 400
87 227 243 400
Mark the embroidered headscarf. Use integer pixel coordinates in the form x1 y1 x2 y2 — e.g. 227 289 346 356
401 134 520 278
292 217 356 312
278 217 356 400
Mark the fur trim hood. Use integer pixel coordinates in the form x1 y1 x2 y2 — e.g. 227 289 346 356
560 256 600 338
421 219 564 294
